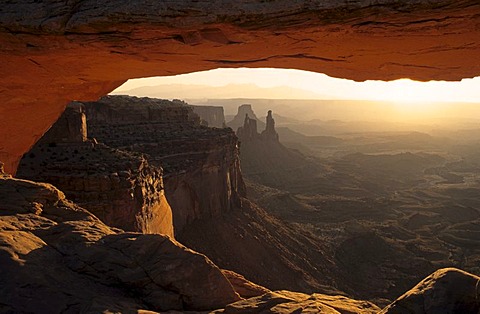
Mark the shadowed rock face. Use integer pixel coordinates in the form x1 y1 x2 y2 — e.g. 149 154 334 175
1 0 480 174
82 96 246 234
215 290 381 314
0 174 240 312
380 268 480 314
192 105 226 128
17 103 174 237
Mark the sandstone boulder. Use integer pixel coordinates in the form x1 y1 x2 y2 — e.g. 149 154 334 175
216 290 380 314
0 174 240 312
380 268 480 314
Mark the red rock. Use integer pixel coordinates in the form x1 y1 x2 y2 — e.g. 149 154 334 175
0 174 240 312
17 103 175 237
81 96 246 234
1 1 480 173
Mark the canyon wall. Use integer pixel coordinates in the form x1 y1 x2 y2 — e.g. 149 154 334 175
1 1 480 174
191 105 226 128
17 103 174 237
83 96 246 234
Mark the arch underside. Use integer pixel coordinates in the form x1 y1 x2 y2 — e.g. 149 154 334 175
1 0 479 174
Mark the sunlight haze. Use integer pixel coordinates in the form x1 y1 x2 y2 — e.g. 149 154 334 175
114 68 480 103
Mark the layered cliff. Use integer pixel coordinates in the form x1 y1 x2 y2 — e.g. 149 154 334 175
83 95 246 233
17 103 174 236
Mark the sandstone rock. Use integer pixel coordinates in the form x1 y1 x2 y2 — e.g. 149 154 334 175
260 110 279 142
228 105 265 132
216 290 380 314
0 175 240 312
237 114 259 143
38 102 88 144
192 105 226 128
17 103 174 237
380 268 480 314
82 95 246 234
234 106 320 188
1 1 480 174
235 108 279 144
221 269 271 299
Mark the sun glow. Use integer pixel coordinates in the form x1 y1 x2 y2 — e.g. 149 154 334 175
113 68 480 121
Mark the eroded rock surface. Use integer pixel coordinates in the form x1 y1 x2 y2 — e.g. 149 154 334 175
0 174 240 312
82 96 246 233
215 290 380 314
380 268 480 314
17 103 174 236
2 1 479 174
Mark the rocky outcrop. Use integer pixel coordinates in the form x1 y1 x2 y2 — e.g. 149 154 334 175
17 103 174 237
215 290 381 314
228 104 265 132
261 110 279 142
235 106 320 188
221 270 271 299
192 105 226 128
380 268 480 314
1 1 480 174
38 102 88 144
236 114 259 143
82 95 246 234
0 174 240 312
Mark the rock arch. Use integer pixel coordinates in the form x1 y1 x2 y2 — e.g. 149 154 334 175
1 0 479 174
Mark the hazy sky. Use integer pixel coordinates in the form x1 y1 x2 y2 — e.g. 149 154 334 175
114 68 480 103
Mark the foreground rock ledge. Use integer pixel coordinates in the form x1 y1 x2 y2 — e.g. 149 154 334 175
1 0 480 174
0 174 240 312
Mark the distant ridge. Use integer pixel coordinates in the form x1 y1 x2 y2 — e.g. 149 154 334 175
112 83 334 100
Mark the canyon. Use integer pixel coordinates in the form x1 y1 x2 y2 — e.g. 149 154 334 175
9 95 480 312
2 1 480 313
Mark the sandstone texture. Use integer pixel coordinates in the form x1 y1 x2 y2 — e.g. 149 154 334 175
221 270 271 299
82 96 246 233
380 268 480 314
1 1 480 174
0 174 240 312
17 103 174 237
215 290 381 314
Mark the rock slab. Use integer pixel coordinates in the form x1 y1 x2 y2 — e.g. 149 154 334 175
0 174 240 312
